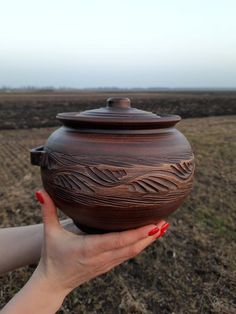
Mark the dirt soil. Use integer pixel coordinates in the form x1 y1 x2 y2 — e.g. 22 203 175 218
0 115 235 313
0 91 236 129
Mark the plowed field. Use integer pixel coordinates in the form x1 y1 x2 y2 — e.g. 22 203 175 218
0 115 235 313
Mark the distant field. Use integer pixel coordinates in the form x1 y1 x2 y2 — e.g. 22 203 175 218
0 91 236 129
0 116 235 313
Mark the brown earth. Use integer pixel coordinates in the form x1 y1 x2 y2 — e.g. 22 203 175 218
0 115 235 313
0 91 236 129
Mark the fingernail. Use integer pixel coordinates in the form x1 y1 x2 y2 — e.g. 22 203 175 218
35 191 44 204
148 226 160 236
156 222 169 239
161 222 169 233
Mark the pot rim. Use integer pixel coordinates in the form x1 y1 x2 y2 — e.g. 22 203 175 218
56 112 181 130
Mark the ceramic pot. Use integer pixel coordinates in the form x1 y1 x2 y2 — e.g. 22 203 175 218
31 97 194 233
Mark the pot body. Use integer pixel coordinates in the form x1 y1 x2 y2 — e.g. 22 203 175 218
32 125 194 233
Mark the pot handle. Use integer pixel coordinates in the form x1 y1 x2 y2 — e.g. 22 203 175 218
30 145 45 166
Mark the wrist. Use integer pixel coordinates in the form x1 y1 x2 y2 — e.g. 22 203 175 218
22 266 69 313
2 267 69 314
32 264 71 298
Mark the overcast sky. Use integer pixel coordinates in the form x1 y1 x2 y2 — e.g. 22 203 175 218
0 0 235 88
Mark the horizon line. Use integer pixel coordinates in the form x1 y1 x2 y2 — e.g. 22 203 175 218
1 86 236 92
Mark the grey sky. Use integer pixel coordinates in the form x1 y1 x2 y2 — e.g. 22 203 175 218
0 0 236 88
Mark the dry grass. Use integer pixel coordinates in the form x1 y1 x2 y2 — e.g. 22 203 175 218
0 115 235 313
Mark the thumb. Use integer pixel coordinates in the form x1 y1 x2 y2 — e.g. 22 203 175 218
35 190 61 231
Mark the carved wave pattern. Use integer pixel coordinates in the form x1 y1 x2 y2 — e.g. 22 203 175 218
51 167 127 193
128 161 193 194
43 150 194 206
48 161 193 194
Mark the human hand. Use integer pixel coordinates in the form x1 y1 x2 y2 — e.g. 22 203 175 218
1 191 169 314
34 190 169 296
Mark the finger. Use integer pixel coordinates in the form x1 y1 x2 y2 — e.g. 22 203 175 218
84 220 167 255
95 234 159 270
35 190 61 231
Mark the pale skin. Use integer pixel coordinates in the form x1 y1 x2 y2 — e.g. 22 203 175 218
0 191 169 313
0 219 80 274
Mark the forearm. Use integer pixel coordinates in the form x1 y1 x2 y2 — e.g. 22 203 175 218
0 224 43 274
0 220 73 274
1 267 68 314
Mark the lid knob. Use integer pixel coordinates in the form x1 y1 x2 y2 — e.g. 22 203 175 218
106 97 131 109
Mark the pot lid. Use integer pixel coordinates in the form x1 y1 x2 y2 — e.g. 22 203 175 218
56 97 181 131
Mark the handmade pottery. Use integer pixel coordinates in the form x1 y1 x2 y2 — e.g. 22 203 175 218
31 97 194 233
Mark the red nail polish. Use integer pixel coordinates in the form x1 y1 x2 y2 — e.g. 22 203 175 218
148 226 160 236
161 222 169 234
156 223 169 239
35 191 44 204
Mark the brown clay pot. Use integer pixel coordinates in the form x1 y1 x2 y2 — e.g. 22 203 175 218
31 97 194 233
